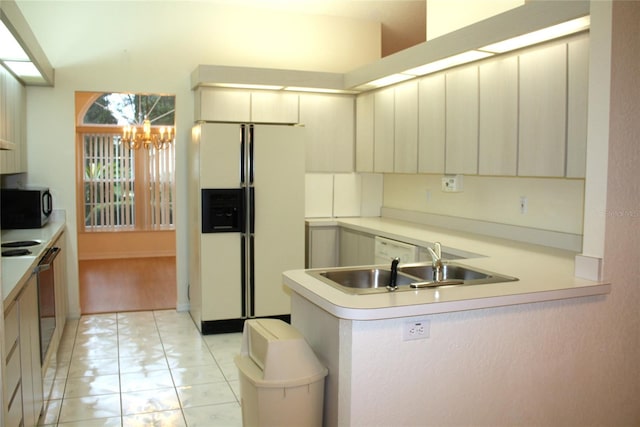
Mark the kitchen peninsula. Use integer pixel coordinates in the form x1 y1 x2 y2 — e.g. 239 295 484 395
284 217 610 426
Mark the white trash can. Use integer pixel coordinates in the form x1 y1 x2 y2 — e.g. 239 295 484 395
234 319 328 427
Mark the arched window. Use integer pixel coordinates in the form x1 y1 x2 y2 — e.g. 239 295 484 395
77 92 176 231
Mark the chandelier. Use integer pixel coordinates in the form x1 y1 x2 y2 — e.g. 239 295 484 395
122 116 174 150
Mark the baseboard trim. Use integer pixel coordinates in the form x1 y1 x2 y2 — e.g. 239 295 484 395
78 251 176 261
200 314 291 335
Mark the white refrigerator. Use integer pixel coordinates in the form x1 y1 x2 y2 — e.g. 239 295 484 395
189 122 306 334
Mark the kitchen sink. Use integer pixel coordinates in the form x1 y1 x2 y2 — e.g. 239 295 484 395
319 268 415 291
399 264 518 288
309 262 518 295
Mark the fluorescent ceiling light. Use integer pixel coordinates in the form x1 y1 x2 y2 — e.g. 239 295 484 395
403 50 494 77
284 86 357 94
4 60 40 77
0 20 29 61
480 16 590 54
355 73 414 91
212 83 284 90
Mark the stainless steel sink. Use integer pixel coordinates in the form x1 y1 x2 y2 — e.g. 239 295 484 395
399 263 518 288
309 262 518 295
319 268 415 291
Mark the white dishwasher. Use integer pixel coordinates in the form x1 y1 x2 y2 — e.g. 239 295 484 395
374 236 419 264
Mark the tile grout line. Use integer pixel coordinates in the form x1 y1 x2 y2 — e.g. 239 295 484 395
153 309 190 426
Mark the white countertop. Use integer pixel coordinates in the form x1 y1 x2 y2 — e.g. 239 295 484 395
286 217 610 320
2 218 66 308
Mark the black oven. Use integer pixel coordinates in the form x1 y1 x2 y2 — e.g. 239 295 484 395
35 246 60 363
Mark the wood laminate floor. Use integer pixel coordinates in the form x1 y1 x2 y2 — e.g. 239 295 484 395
79 257 176 314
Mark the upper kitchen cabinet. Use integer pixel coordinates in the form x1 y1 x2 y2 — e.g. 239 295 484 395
355 92 374 172
566 35 589 178
194 87 299 124
0 66 27 173
445 66 479 174
373 87 395 172
417 74 445 174
478 56 518 176
251 91 299 124
393 81 418 173
518 43 567 177
300 93 355 173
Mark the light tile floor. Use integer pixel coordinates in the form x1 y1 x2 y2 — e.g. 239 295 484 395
39 310 244 427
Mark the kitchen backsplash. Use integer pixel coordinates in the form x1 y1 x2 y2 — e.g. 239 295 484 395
305 173 383 218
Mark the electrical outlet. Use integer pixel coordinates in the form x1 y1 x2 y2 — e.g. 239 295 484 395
403 319 430 341
441 174 463 192
520 196 528 214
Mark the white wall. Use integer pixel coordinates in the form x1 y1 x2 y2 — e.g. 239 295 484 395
383 174 585 235
17 1 381 317
426 0 524 40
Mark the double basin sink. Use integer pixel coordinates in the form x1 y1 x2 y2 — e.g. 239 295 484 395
310 262 518 295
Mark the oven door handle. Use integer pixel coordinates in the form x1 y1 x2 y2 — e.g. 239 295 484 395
35 247 61 272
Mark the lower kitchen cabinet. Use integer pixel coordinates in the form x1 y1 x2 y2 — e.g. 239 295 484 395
4 303 22 427
339 228 374 267
3 273 43 427
306 225 339 269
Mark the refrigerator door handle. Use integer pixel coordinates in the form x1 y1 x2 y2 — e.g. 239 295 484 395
249 234 255 318
241 235 247 318
249 187 255 234
248 124 255 184
240 125 246 184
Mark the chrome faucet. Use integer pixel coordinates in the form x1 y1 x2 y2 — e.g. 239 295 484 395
427 242 444 282
387 257 400 292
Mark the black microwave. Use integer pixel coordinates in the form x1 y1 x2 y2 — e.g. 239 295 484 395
1 187 53 229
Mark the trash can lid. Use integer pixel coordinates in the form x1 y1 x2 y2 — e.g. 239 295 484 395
237 319 327 384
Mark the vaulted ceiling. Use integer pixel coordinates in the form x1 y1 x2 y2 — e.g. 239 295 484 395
215 0 426 56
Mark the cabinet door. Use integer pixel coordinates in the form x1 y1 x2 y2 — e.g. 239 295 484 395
519 43 567 177
195 88 250 122
251 91 299 124
339 228 374 266
355 92 375 172
373 87 395 172
300 94 354 172
19 274 43 427
418 74 445 174
479 56 518 176
566 36 589 178
0 68 26 173
394 81 418 173
307 226 339 268
446 66 479 174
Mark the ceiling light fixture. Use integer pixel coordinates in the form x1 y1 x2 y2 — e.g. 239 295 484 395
0 4 54 86
403 50 494 77
122 116 174 150
354 73 415 91
480 16 590 54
